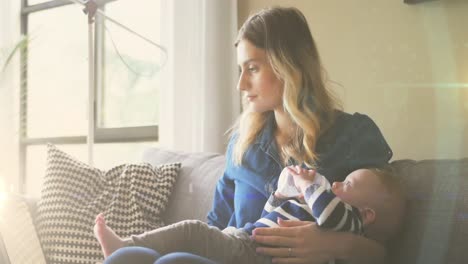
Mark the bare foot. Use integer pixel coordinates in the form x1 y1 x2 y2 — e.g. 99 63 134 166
94 213 125 258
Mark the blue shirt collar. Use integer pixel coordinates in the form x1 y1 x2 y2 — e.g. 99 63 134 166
255 112 283 166
255 112 275 147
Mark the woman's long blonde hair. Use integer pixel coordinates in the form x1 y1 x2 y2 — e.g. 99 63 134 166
232 7 340 167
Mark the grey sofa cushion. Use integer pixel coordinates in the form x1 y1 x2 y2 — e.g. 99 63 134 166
388 158 468 264
142 148 226 224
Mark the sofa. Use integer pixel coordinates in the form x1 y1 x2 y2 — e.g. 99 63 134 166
1 147 468 263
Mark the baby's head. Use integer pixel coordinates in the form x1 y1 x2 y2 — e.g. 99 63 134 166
331 167 405 243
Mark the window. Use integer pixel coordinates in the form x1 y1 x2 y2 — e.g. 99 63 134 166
20 0 162 194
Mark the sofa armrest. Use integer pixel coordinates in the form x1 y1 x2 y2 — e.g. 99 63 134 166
0 194 47 264
0 234 11 264
23 196 40 224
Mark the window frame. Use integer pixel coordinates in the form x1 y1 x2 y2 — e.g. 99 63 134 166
19 0 158 193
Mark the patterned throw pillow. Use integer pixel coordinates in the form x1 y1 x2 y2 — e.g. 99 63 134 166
36 144 181 264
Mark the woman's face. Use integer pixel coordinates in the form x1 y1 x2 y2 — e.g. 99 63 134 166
236 39 284 113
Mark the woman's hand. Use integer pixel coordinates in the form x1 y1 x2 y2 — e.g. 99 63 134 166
252 219 331 264
252 219 386 264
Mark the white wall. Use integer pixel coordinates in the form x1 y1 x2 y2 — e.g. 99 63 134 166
239 0 468 160
0 0 21 192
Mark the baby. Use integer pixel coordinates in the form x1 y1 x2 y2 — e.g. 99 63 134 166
94 166 405 264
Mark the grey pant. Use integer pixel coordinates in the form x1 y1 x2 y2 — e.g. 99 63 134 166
124 220 271 264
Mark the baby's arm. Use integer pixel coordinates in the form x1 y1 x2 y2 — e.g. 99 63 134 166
263 166 308 216
303 179 363 234
288 167 363 234
262 192 289 216
275 166 302 198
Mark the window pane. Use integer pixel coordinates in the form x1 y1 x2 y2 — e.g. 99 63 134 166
99 1 162 128
26 144 88 198
27 5 88 138
94 142 158 169
25 142 157 197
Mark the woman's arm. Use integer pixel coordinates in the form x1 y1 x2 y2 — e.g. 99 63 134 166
206 171 235 229
252 219 385 264
207 135 238 229
320 228 386 264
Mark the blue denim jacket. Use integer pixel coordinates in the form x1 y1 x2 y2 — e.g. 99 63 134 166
207 111 393 229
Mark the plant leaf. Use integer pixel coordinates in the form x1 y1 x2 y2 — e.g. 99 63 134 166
1 35 29 74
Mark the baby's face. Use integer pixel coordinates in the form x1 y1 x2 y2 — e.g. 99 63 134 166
331 169 383 208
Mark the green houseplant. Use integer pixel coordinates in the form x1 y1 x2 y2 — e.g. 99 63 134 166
0 35 29 79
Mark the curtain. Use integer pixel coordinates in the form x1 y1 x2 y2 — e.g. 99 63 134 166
159 0 240 154
0 0 21 192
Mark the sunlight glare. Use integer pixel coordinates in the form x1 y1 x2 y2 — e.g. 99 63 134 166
0 175 7 211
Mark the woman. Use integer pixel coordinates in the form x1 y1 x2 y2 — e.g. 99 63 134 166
106 6 392 264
